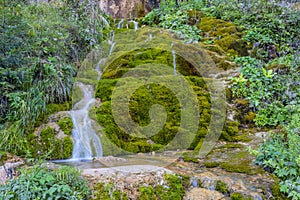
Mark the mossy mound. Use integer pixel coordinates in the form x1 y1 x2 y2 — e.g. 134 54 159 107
22 113 74 160
199 17 249 56
95 41 239 154
39 126 73 159
19 127 73 160
57 117 73 135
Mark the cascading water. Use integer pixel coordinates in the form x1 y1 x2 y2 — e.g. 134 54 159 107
69 30 116 161
171 45 177 76
117 19 125 29
108 30 115 56
71 82 103 160
129 20 138 31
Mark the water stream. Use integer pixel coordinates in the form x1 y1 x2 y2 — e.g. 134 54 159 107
129 20 138 30
117 19 125 29
172 49 177 76
68 30 117 161
71 83 103 160
108 30 115 56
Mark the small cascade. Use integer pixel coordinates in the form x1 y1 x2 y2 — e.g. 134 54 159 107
109 43 115 56
117 19 125 29
129 20 138 30
171 44 177 76
108 30 115 56
149 33 153 41
71 82 103 160
95 58 105 80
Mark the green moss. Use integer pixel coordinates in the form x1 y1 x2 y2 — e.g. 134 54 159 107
231 133 252 142
96 45 240 153
230 193 245 200
187 10 205 20
142 174 184 200
38 126 73 159
243 112 256 124
57 117 73 135
199 17 236 32
40 127 56 151
204 161 220 168
46 101 72 114
220 121 239 141
199 17 248 56
182 156 199 163
215 180 228 194
0 151 7 162
93 182 128 200
217 143 243 149
63 136 73 158
219 150 260 174
270 178 289 200
139 186 156 200
202 44 226 55
215 34 239 52
34 101 72 128
72 84 83 105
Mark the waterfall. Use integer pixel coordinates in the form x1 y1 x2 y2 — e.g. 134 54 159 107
95 58 105 80
109 43 115 56
129 20 138 30
108 30 115 56
117 19 124 29
149 33 153 41
172 47 177 76
71 83 103 160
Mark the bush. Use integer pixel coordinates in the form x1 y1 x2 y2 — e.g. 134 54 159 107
0 165 90 199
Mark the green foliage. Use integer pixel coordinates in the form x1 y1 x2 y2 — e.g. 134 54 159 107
0 151 7 163
230 193 245 200
215 180 228 194
93 182 128 200
0 0 110 155
58 117 73 135
139 174 185 200
96 48 237 153
92 174 186 200
0 165 90 199
195 0 299 57
39 127 73 160
142 6 201 42
231 55 300 127
251 115 300 199
204 161 219 168
226 2 300 198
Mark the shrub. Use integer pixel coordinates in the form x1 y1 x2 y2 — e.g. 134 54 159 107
0 165 90 199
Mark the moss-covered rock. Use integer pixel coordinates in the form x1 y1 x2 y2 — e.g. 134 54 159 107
21 125 74 160
57 117 73 135
199 17 249 56
230 192 246 200
234 99 256 127
215 180 228 194
94 29 241 154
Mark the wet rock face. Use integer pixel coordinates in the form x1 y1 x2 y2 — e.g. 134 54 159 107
99 0 152 18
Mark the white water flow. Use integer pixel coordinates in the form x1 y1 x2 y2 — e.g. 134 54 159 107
108 30 115 56
129 20 138 30
117 19 125 29
172 48 177 76
71 83 103 159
